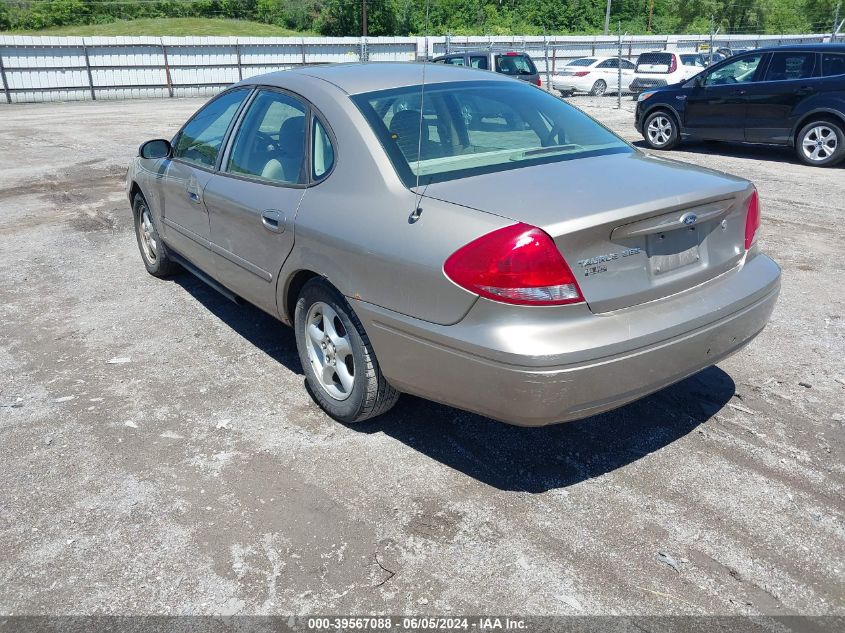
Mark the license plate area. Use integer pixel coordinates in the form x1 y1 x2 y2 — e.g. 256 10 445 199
647 226 701 275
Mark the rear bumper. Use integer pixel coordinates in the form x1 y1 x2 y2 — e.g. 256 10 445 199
354 254 780 427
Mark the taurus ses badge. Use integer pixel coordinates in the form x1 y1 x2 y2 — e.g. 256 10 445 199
681 212 698 226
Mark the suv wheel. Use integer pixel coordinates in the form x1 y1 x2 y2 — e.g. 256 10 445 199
294 278 399 423
642 110 680 150
590 80 607 96
796 119 845 167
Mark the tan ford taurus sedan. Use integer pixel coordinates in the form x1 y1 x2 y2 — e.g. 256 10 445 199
126 62 780 426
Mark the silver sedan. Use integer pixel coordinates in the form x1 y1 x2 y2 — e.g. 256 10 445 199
126 63 780 426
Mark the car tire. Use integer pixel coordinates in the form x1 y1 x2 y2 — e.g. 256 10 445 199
294 278 399 424
589 80 607 96
132 192 179 277
642 110 680 150
795 119 845 167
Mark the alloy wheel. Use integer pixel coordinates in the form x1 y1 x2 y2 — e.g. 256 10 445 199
647 115 673 147
304 301 355 401
802 125 838 163
138 205 157 263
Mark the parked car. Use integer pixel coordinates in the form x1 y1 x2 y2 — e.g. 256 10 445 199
629 51 706 94
551 56 636 96
635 44 845 167
432 51 542 86
127 63 780 426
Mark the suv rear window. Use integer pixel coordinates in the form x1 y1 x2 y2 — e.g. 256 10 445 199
494 54 537 76
636 52 674 73
822 53 845 77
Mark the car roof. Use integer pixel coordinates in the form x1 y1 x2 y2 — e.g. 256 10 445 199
748 43 845 54
238 61 506 95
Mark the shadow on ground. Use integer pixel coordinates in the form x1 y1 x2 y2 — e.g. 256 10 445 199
633 138 845 168
173 271 736 494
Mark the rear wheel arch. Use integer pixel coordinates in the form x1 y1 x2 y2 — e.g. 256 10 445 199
792 110 845 145
283 269 320 324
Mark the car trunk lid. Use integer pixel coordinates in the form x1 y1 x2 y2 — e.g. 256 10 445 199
422 151 752 313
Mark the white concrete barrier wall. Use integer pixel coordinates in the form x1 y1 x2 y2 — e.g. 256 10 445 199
0 33 831 104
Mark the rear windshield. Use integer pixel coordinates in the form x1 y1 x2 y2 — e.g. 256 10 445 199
636 52 673 73
494 54 537 76
567 58 596 67
351 80 631 188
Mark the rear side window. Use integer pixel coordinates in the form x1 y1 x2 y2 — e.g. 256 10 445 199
567 58 596 67
636 52 674 73
822 53 845 77
312 118 335 180
495 54 537 76
597 59 618 69
764 52 816 81
174 89 249 168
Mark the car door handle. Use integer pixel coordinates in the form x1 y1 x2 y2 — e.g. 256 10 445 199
261 209 285 233
187 190 201 203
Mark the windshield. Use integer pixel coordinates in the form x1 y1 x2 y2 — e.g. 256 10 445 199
351 80 631 188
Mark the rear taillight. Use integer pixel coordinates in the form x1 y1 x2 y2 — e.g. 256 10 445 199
744 188 760 250
668 55 677 73
535 76 542 87
574 71 590 77
444 223 584 306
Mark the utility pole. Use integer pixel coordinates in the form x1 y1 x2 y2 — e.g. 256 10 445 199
834 2 842 42
604 0 612 36
362 0 368 37
709 15 715 66
617 21 623 110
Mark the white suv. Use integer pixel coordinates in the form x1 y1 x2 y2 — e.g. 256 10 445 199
629 51 704 94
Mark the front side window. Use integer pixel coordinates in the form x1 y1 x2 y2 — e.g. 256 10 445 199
495 54 537 76
764 52 816 81
680 54 705 67
822 53 845 76
598 59 618 69
705 54 763 86
226 90 307 185
470 56 488 70
312 118 335 180
174 89 249 168
352 80 631 188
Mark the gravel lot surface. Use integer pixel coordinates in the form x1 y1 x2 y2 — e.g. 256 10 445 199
0 94 843 618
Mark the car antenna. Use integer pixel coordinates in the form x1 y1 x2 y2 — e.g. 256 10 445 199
409 0 431 224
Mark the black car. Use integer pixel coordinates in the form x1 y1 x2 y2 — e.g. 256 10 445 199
635 44 845 167
432 51 542 87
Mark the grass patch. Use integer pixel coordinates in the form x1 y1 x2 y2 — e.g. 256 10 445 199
4 17 315 37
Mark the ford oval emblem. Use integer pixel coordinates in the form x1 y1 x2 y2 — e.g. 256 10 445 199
681 213 698 226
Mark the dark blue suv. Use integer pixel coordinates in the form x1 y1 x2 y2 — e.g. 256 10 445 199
634 44 845 167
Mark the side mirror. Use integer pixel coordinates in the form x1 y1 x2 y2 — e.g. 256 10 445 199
139 139 172 160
